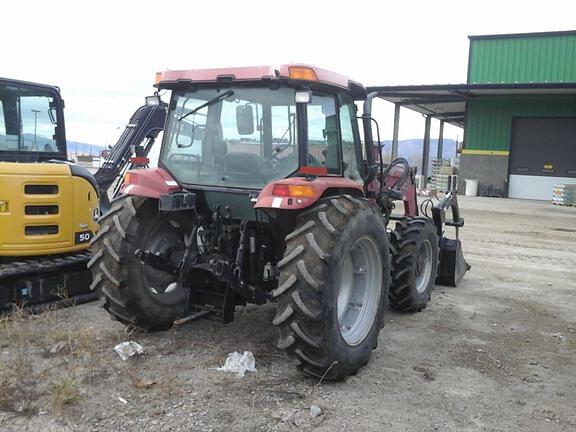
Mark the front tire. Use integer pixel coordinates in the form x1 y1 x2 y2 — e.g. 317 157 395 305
389 217 439 312
89 195 190 331
273 196 390 380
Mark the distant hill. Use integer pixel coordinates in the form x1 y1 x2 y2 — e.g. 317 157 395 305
381 138 458 172
17 133 104 156
67 141 104 156
64 138 457 169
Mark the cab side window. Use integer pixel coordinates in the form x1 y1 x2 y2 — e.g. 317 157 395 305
339 102 361 181
19 95 57 152
0 100 6 148
307 94 340 174
0 100 10 151
0 100 5 136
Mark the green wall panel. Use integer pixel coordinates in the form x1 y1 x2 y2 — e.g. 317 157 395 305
465 96 576 151
469 34 576 84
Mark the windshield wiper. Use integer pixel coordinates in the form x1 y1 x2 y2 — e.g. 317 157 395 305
178 90 235 121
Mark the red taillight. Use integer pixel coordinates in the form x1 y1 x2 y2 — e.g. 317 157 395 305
130 156 149 165
272 184 291 196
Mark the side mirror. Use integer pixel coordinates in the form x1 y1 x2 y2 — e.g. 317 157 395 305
48 107 58 124
236 105 254 135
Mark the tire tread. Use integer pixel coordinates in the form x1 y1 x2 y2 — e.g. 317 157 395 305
274 196 388 380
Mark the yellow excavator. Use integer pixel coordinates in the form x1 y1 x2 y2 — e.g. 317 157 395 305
0 77 168 311
0 77 99 310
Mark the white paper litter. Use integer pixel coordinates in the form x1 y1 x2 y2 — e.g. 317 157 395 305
216 351 257 377
114 341 144 361
310 405 323 418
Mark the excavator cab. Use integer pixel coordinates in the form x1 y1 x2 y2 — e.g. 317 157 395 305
0 78 67 162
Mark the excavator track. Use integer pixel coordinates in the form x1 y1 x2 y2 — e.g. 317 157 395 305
0 252 96 312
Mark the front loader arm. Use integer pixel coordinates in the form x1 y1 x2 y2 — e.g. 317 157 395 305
431 191 470 287
431 192 465 239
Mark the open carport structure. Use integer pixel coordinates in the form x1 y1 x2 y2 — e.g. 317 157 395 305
368 30 576 200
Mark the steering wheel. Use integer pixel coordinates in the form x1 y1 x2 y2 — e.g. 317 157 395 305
237 147 325 177
237 144 291 175
307 153 321 166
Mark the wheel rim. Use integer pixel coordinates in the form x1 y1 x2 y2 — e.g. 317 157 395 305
142 219 186 299
415 239 433 294
337 236 382 346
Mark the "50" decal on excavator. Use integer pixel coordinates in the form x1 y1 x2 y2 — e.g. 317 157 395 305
75 231 93 244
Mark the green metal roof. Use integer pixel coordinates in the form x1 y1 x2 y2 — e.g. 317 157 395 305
468 30 576 84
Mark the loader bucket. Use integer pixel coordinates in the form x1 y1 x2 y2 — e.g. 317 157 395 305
436 238 470 287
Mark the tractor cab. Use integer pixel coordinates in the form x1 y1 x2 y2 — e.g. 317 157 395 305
155 65 369 193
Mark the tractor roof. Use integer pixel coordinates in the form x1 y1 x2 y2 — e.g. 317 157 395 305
154 64 365 97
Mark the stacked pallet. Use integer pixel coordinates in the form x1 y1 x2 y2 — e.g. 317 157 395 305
431 159 458 192
552 184 576 206
430 159 450 190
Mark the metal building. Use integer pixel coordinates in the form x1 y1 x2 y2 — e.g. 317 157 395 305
368 30 576 200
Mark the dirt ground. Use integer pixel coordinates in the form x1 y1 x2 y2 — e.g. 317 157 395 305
1 196 575 432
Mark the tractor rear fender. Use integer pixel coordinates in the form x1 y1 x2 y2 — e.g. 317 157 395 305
120 168 181 199
254 177 363 211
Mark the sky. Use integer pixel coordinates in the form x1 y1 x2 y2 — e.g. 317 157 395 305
2 0 575 147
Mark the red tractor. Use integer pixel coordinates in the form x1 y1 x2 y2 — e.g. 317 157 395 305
89 65 469 380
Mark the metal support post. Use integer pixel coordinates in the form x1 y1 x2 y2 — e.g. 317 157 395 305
422 115 432 187
391 103 400 161
437 120 444 159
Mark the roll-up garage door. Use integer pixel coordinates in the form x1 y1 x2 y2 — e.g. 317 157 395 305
508 118 576 200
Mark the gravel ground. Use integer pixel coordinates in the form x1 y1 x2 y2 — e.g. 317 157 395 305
1 196 575 431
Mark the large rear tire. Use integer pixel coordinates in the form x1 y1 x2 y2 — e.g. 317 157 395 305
89 195 189 331
389 217 439 312
273 196 390 381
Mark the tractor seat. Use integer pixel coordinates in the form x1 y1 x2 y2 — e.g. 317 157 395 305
223 152 263 173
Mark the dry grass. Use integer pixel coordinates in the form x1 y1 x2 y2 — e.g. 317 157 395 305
50 374 80 411
0 304 118 416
